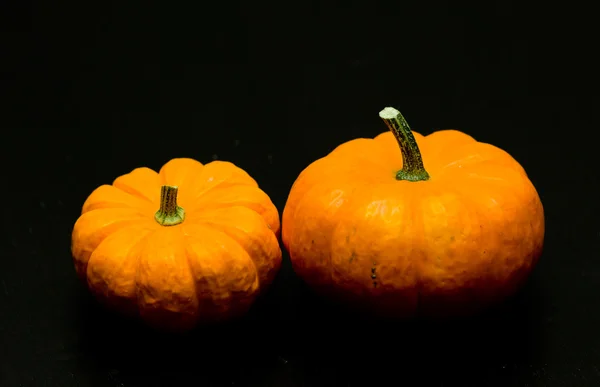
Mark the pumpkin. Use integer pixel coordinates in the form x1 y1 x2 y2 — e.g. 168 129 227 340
282 107 544 318
71 158 282 331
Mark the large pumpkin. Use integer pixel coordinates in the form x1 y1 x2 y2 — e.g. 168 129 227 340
71 158 281 331
282 107 544 318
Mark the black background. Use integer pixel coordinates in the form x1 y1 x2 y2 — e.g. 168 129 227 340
1 1 598 386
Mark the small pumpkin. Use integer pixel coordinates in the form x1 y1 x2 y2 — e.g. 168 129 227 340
282 107 544 318
71 158 281 331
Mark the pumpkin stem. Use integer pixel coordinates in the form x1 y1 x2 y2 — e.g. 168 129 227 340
155 185 185 226
379 107 430 182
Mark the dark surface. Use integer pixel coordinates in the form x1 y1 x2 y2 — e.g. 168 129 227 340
1 1 598 386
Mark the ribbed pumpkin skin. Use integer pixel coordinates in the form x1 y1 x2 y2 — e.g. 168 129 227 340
71 158 281 331
282 129 544 318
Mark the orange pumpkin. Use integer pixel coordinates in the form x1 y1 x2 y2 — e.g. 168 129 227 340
71 158 281 331
282 107 544 318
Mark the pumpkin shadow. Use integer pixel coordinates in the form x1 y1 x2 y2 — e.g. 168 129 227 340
281 279 547 386
73 273 546 386
73 279 301 385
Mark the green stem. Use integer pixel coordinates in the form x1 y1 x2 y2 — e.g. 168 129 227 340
379 107 430 182
154 185 185 226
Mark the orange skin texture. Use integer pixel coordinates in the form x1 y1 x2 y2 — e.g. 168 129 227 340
282 130 545 318
71 158 281 331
